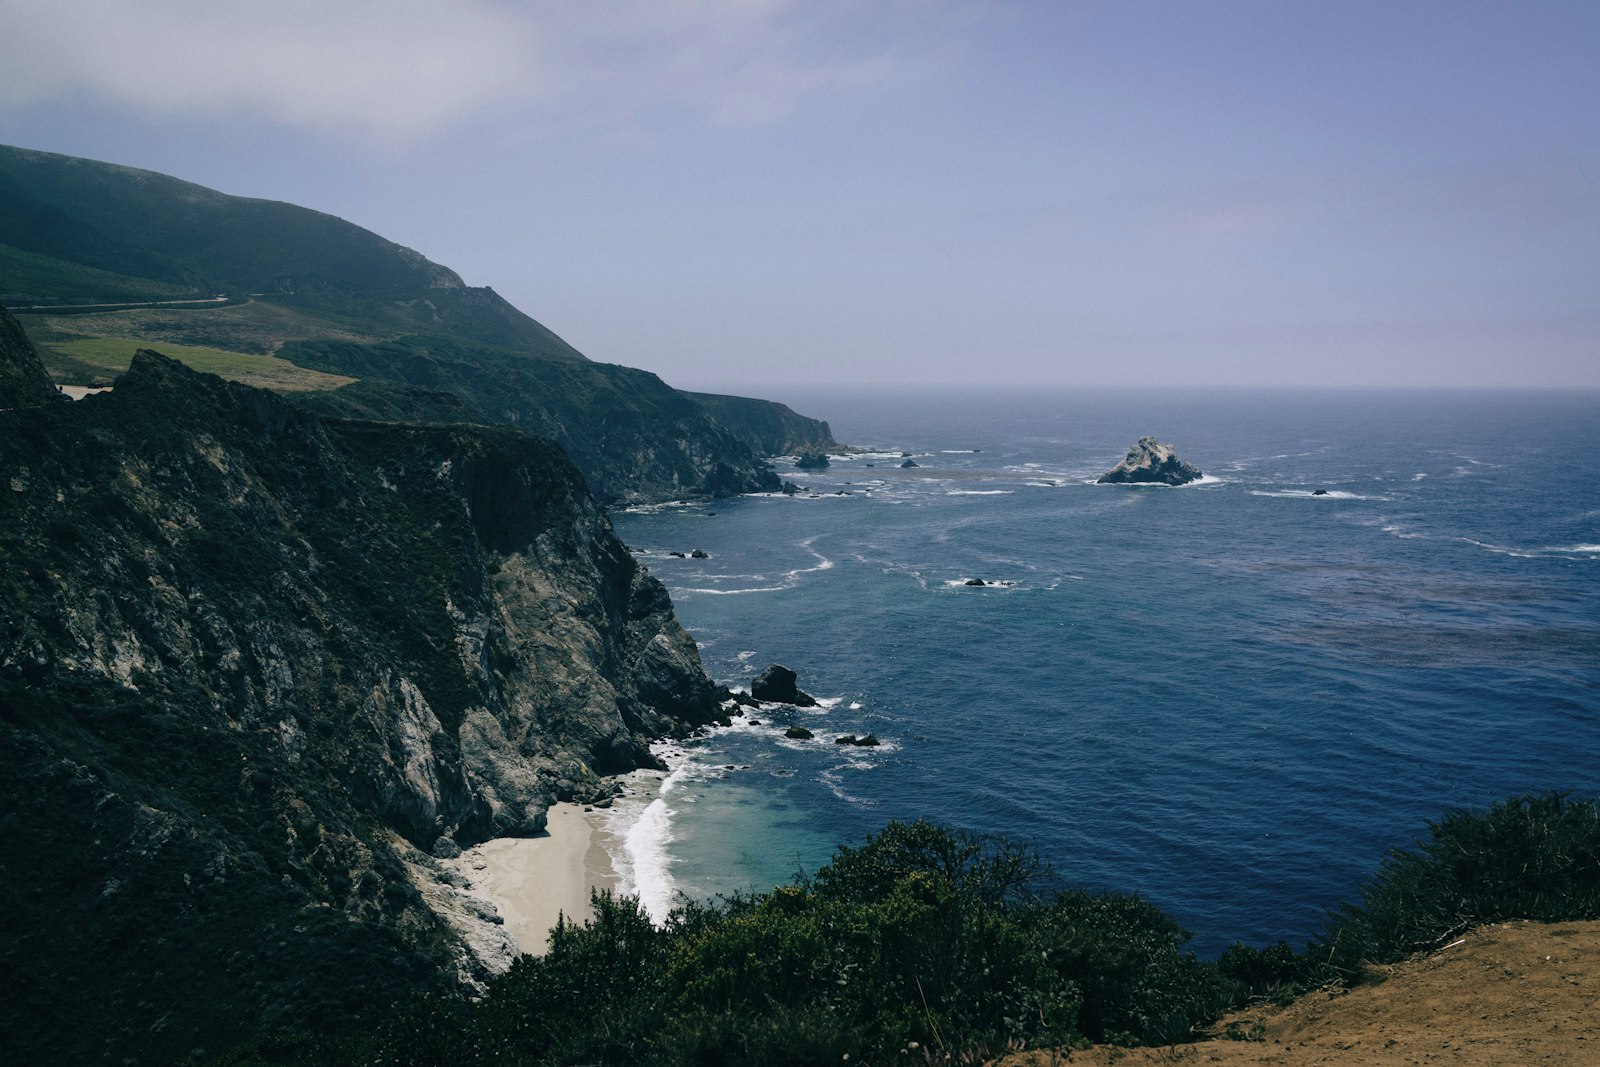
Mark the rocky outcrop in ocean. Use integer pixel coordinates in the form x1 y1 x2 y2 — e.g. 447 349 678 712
752 664 819 707
1097 436 1203 485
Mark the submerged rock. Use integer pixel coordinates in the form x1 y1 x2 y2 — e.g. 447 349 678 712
900 458 919 468
752 664 819 707
784 725 815 740
1097 437 1203 486
1313 489 1329 496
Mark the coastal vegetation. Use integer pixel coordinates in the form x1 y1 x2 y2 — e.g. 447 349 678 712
270 794 1600 1067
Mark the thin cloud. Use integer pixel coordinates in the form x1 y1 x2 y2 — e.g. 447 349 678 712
0 0 934 143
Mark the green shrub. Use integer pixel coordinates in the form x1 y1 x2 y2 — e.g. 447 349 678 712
1313 792 1600 978
1216 940 1306 1004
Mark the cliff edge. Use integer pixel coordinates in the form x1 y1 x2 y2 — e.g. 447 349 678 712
0 339 719 1062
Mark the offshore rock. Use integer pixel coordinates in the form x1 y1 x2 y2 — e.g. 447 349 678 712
795 451 830 470
0 341 720 1062
1097 436 1203 486
752 664 819 707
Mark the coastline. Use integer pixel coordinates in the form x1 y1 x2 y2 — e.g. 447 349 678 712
452 803 618 955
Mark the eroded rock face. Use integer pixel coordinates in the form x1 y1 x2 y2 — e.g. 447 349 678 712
0 345 720 1061
1097 436 1203 486
0 303 60 408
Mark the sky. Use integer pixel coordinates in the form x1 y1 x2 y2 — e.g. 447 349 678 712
0 0 1596 392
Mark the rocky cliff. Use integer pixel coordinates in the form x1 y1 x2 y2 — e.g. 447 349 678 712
0 335 720 1062
285 338 785 504
688 391 839 457
0 301 58 407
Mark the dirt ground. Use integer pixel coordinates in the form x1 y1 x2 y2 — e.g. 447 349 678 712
1001 919 1600 1066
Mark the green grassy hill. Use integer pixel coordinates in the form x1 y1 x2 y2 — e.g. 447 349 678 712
0 144 833 502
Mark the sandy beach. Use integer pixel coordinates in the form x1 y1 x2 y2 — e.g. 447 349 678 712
453 803 619 955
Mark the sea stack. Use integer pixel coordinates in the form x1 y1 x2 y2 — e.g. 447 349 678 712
1097 437 1203 486
752 664 819 707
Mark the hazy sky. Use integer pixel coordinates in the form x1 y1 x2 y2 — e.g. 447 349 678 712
1 1 1596 392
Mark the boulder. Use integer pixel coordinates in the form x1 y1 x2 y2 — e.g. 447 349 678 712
834 734 881 747
1312 489 1329 496
752 664 818 707
1097 437 1202 486
795 451 830 469
900 458 919 468
690 549 710 558
964 578 986 587
784 725 814 740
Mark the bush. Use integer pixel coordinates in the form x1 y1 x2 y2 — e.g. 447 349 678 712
1313 792 1600 978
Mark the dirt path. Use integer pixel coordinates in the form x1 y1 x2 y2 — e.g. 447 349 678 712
1003 919 1600 1066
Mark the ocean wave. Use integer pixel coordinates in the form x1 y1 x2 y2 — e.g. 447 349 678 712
1249 490 1386 501
1461 538 1600 560
818 767 878 807
605 746 700 924
945 489 1013 496
673 540 833 596
675 584 791 596
616 499 702 515
1088 473 1224 488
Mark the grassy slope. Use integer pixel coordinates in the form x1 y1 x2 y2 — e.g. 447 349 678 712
41 335 357 392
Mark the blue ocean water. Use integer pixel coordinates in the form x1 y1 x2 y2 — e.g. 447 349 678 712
605 387 1600 956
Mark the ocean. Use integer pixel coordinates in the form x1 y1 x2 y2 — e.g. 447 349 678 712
601 387 1600 957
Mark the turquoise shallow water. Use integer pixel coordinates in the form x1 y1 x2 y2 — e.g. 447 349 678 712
605 387 1600 956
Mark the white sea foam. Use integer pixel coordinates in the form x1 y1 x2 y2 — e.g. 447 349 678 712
1249 489 1384 500
818 768 876 807
945 489 1013 496
1462 538 1600 560
1381 524 1426 540
612 752 697 924
617 500 701 515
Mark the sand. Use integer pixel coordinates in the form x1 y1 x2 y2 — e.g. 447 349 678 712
452 803 619 956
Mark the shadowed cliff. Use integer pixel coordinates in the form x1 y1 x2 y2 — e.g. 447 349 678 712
0 334 720 1061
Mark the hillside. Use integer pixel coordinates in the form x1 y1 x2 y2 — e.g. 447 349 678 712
0 143 836 502
1008 919 1600 1065
0 303 725 1062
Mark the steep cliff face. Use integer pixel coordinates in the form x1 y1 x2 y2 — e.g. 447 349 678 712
288 338 784 504
690 391 840 457
0 347 718 1062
